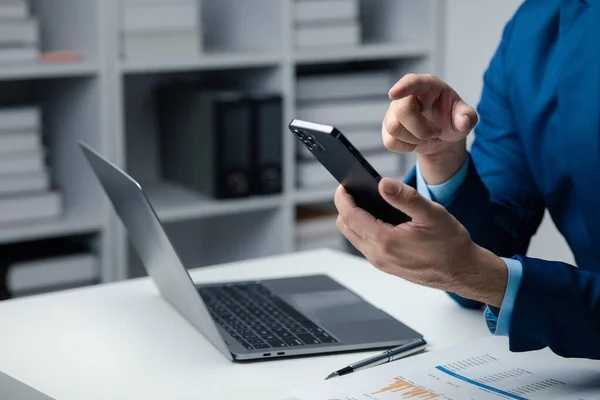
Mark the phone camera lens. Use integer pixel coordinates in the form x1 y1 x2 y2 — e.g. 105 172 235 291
293 129 305 139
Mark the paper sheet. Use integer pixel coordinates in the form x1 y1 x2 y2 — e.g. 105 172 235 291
289 337 600 400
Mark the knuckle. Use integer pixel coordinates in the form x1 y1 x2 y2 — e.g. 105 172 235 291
383 113 401 135
382 132 397 151
378 237 395 255
343 210 359 228
430 202 445 214
394 98 419 120
336 215 345 230
401 185 421 206
339 211 351 227
406 194 421 209
404 73 420 83
398 141 417 153
382 134 415 153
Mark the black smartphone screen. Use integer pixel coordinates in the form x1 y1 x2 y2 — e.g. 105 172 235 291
289 119 410 225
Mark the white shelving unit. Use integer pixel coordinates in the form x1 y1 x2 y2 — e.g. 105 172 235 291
0 0 443 286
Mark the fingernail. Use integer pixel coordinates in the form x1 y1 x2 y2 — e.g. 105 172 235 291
383 180 400 195
462 115 472 130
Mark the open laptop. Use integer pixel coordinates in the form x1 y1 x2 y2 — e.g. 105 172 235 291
80 142 423 361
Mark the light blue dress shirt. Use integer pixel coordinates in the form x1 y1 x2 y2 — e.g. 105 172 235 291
415 157 523 336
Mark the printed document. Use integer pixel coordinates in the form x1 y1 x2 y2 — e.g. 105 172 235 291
288 337 600 400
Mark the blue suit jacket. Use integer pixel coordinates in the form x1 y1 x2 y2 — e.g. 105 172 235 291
406 0 600 358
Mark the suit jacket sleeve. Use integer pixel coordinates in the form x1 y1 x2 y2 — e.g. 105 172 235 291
407 12 600 358
408 15 546 306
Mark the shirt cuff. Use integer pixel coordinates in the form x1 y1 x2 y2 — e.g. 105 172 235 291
484 257 524 336
415 156 470 204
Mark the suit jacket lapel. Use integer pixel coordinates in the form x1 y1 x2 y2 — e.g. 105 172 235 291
557 5 600 261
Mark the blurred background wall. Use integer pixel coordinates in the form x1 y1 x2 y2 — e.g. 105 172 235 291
0 0 573 300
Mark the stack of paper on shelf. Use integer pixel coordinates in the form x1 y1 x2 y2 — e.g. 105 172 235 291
3 238 100 297
297 152 400 188
293 0 361 49
120 0 202 60
7 253 99 296
0 0 39 65
295 206 347 252
0 106 62 226
296 70 401 188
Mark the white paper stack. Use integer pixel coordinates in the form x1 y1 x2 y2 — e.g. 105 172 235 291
0 0 39 65
120 0 202 60
0 106 62 226
296 70 402 187
293 0 361 49
297 152 400 188
7 253 99 295
295 206 347 252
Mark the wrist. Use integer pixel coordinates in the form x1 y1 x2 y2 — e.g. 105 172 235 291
417 140 467 185
455 244 508 308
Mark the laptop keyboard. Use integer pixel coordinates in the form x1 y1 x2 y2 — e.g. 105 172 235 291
198 283 338 350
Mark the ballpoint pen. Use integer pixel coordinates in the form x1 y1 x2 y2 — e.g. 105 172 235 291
325 338 427 380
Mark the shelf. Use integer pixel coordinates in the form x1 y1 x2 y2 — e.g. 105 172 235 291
143 181 284 223
0 212 102 245
0 62 99 81
294 186 337 205
294 42 430 65
120 52 283 74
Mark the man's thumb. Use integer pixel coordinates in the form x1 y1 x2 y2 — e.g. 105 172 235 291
379 178 434 223
452 100 478 134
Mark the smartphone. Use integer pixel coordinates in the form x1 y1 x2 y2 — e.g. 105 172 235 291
289 119 410 225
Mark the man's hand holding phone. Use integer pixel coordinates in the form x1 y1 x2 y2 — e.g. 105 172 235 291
334 74 509 309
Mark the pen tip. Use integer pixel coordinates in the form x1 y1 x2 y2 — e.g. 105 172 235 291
325 372 338 380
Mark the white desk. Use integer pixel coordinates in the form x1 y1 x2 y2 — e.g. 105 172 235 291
0 250 491 400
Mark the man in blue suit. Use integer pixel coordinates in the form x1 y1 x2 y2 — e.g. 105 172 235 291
334 0 600 359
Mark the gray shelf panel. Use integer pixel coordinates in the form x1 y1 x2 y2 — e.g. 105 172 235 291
120 52 283 74
0 213 102 245
0 62 99 81
143 181 284 223
294 186 336 205
294 42 430 65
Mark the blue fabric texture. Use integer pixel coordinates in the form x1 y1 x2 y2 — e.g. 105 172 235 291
404 0 600 358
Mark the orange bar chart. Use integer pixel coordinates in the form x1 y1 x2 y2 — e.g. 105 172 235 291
372 377 439 399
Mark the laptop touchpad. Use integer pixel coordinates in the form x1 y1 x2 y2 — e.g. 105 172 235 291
282 290 388 323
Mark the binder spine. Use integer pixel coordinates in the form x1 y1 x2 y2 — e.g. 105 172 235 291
252 95 283 195
214 98 253 199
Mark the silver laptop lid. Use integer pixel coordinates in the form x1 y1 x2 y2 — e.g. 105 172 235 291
79 142 232 360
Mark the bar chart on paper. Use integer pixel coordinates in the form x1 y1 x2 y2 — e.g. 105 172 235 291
288 338 600 400
372 377 439 399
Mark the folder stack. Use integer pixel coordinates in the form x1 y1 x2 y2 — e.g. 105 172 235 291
293 0 362 49
0 106 62 226
296 70 401 188
157 86 283 199
0 0 39 65
120 0 202 60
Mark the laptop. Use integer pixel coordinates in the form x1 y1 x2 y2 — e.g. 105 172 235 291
80 143 424 361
